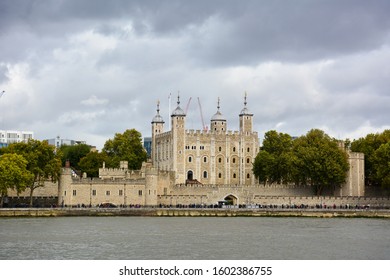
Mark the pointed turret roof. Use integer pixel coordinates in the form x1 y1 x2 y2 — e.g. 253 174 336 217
211 97 226 121
239 92 253 116
152 100 164 123
171 94 186 116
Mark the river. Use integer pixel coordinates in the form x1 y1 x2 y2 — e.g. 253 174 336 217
0 217 388 259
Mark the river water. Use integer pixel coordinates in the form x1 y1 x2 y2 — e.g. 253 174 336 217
0 217 388 260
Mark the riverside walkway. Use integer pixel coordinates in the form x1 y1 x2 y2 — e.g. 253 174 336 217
1 207 389 218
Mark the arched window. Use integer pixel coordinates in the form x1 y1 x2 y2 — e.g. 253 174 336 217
233 173 236 178
188 156 192 163
187 170 193 180
203 171 208 178
233 147 236 152
247 173 250 179
247 147 250 152
247 158 250 164
218 157 222 163
218 173 222 178
219 147 222 152
232 158 236 164
203 156 207 163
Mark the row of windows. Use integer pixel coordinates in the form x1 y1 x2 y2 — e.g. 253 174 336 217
199 171 251 179
185 145 205 150
183 146 252 153
71 190 143 196
188 156 252 164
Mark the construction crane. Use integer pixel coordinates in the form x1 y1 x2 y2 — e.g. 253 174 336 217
185 97 192 114
197 97 208 132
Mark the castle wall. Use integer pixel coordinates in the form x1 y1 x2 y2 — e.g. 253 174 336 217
60 177 147 207
338 152 365 196
7 180 59 197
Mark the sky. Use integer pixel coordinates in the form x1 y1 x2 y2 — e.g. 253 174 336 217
0 0 389 150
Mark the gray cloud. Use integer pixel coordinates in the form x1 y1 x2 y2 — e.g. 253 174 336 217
0 0 389 149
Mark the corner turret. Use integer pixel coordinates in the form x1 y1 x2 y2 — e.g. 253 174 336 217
239 92 253 133
210 97 227 133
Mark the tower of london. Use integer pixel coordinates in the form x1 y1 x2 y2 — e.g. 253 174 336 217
152 94 259 185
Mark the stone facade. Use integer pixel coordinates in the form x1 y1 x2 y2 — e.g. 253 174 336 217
152 95 259 185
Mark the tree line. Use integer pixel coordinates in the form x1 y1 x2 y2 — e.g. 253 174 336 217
252 129 390 195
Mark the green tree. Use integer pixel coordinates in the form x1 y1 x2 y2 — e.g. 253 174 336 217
102 129 147 170
372 142 390 191
292 129 349 195
253 130 293 184
78 152 112 178
351 129 390 186
0 153 34 207
59 143 91 170
1 140 62 206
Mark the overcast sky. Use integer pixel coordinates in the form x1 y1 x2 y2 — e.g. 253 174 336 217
1 0 389 150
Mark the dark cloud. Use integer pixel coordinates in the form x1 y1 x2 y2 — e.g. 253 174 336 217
0 0 389 149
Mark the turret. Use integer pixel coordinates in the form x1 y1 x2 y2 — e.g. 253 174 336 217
210 97 227 133
151 100 164 165
171 95 186 183
239 92 253 133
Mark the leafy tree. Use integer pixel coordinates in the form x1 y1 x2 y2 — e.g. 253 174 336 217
102 129 147 170
253 150 273 184
59 143 91 170
253 130 293 184
1 140 62 206
78 152 112 178
372 142 390 191
0 153 34 207
351 130 390 187
292 129 349 195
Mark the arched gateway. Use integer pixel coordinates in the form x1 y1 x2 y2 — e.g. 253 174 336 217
223 194 238 205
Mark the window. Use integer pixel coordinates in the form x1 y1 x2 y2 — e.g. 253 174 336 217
219 147 222 152
119 190 123 196
247 173 250 179
106 191 110 196
218 158 222 163
247 147 250 152
203 156 207 163
72 190 76 196
188 156 192 163
218 173 222 178
247 158 250 164
232 158 236 164
203 171 208 178
233 173 236 178
92 190 96 196
233 147 236 152
138 190 143 196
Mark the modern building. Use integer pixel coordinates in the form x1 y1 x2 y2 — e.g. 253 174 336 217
46 136 87 148
143 137 152 158
0 130 34 148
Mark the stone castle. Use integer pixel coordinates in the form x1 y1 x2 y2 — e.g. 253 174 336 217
6 95 375 208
